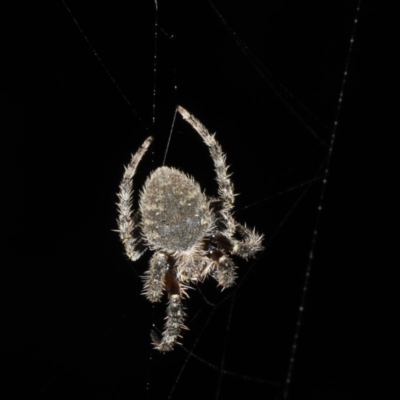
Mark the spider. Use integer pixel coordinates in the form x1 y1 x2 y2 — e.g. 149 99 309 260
117 106 264 352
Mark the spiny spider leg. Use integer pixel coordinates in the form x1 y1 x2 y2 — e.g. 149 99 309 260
178 106 236 237
233 223 264 259
151 269 187 352
210 251 237 288
143 251 170 302
117 136 153 261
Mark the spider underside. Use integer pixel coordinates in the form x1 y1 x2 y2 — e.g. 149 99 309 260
117 106 264 352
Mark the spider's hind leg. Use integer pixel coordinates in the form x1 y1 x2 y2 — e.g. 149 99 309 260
151 269 187 352
143 251 171 302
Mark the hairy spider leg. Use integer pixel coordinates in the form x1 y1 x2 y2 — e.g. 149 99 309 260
178 106 264 286
232 223 264 259
142 251 170 302
177 106 236 237
147 254 187 352
117 136 153 261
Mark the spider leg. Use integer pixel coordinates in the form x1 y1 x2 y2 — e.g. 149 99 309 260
143 251 171 302
178 106 236 236
117 136 153 261
205 228 262 287
232 223 264 259
207 245 237 288
151 269 187 352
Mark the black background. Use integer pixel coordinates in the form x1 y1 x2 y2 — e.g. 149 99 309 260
1 1 380 399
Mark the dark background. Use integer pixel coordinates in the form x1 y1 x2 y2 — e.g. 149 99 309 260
1 1 380 399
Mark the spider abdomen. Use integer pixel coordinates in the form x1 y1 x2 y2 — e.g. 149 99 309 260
139 166 212 252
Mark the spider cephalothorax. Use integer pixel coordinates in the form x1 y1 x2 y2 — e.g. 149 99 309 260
117 106 264 351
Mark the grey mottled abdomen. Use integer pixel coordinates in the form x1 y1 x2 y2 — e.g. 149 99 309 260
140 167 212 252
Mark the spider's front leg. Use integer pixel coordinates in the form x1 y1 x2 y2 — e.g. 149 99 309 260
151 267 187 352
117 136 153 261
178 106 236 236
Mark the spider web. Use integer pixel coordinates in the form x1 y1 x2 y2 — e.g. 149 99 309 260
0 0 370 399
